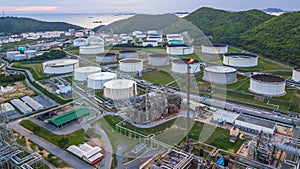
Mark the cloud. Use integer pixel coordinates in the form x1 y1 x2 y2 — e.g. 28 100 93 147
2 6 60 12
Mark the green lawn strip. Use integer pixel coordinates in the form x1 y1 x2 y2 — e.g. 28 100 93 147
100 115 244 152
13 62 51 80
20 120 87 148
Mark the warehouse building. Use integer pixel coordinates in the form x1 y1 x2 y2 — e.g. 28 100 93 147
213 110 239 124
67 143 104 165
6 51 20 60
1 103 16 115
234 115 276 134
48 107 90 127
21 96 44 111
10 99 32 114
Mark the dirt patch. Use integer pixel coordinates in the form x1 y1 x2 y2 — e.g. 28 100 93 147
0 81 34 102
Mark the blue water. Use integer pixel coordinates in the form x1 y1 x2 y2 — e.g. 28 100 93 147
7 13 135 28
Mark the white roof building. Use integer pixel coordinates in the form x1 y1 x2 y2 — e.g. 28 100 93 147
21 96 44 111
10 99 32 114
1 103 16 115
67 143 104 165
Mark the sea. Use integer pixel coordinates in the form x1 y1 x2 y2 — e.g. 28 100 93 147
7 13 136 29
6 13 188 29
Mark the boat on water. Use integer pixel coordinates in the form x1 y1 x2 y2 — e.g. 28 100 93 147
93 21 102 23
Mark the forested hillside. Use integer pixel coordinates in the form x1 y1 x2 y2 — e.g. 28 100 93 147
94 14 180 34
0 17 82 34
185 7 300 66
185 7 274 44
240 12 300 65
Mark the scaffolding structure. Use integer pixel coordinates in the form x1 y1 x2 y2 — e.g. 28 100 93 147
0 86 46 169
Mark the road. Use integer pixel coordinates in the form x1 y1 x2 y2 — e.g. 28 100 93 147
9 120 94 169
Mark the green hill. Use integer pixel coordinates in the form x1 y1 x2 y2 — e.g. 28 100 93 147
240 12 300 65
184 7 300 66
94 14 180 34
0 17 82 34
185 7 274 44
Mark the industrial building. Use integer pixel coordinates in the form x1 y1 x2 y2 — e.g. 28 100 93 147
21 96 44 111
234 115 276 134
119 50 138 59
73 38 87 47
67 143 104 165
223 53 258 67
87 72 117 90
6 51 20 60
6 50 27 61
43 59 79 74
96 53 117 63
79 45 105 55
166 34 184 41
74 66 102 81
213 110 239 124
10 99 32 114
140 148 193 169
1 103 16 115
24 50 37 59
119 59 143 73
147 33 163 43
203 66 237 84
171 58 200 74
48 107 90 127
103 79 137 100
292 67 300 82
202 43 228 54
142 40 158 47
249 74 286 96
148 54 169 66
166 44 194 55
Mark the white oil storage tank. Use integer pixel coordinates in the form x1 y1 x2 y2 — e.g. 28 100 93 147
292 67 300 82
171 58 201 74
203 66 237 84
119 59 143 73
103 79 137 100
202 43 228 54
87 72 117 89
79 45 105 55
249 74 286 96
43 59 79 74
119 50 138 59
223 53 258 67
96 53 117 63
74 66 102 81
73 38 87 47
166 45 194 55
148 54 169 66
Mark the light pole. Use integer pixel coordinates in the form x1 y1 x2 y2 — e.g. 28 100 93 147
186 58 194 145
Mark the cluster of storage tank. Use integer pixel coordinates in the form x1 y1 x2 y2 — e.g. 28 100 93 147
73 66 136 100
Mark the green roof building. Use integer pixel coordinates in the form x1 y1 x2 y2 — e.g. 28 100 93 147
49 107 90 127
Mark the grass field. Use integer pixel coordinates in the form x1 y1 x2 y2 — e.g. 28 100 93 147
98 115 244 153
13 62 51 80
20 120 87 148
141 70 178 85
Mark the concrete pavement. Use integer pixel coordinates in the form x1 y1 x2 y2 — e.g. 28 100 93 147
9 120 94 169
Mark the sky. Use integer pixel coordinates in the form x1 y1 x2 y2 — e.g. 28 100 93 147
1 0 300 14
